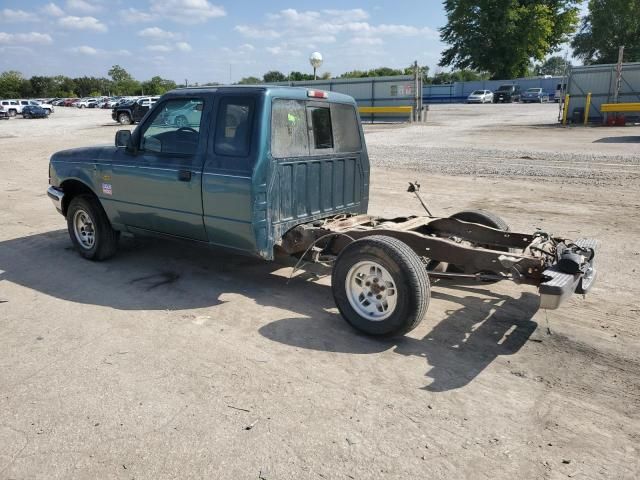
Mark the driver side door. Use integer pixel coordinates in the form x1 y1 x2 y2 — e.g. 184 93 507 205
110 97 210 241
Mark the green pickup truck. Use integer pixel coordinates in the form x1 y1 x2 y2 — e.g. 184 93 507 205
47 86 597 337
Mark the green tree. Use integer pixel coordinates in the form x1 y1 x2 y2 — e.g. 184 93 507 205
535 55 570 76
429 69 488 85
572 0 640 64
237 76 262 85
0 71 24 98
108 64 140 95
29 76 55 97
262 70 287 83
339 67 405 78
289 71 315 81
440 0 580 79
141 76 177 95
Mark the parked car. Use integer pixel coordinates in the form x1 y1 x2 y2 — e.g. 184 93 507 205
0 99 22 116
19 99 54 114
493 84 521 103
63 98 79 107
112 96 159 125
0 104 10 119
521 88 550 103
46 86 599 338
21 105 49 119
466 90 493 104
75 98 98 108
161 99 204 127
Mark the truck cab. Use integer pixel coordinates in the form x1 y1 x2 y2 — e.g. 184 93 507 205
50 86 369 259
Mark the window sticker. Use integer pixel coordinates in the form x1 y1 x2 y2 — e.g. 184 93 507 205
102 183 112 195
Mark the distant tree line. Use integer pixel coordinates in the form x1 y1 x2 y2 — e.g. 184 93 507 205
0 65 177 99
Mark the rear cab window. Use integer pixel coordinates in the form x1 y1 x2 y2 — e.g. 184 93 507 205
271 98 361 158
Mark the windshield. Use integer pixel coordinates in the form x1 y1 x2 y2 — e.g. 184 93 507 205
497 85 512 91
471 90 484 95
527 88 542 93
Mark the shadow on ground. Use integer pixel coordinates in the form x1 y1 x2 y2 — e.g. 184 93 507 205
0 230 538 391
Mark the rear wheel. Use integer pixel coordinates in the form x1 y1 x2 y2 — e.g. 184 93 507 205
66 194 119 261
332 235 430 337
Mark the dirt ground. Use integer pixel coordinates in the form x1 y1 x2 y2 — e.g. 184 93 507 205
0 105 639 480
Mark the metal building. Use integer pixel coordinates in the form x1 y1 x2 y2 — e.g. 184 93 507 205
274 75 419 122
566 62 640 122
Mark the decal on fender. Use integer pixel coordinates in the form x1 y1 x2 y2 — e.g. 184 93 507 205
102 183 112 195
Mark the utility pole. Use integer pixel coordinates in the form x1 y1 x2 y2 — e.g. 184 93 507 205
613 46 624 104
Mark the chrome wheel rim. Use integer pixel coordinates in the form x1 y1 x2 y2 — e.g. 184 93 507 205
73 209 95 249
345 261 398 321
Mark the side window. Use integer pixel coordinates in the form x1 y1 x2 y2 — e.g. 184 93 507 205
332 104 362 153
214 97 254 157
140 98 203 156
271 99 308 158
308 107 333 150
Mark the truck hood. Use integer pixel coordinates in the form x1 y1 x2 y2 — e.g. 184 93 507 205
50 145 118 164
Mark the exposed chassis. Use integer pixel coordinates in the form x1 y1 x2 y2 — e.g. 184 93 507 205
279 214 597 310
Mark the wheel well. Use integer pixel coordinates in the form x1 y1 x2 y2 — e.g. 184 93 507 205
60 180 96 216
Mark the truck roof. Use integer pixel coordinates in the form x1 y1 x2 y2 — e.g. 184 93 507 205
166 85 356 104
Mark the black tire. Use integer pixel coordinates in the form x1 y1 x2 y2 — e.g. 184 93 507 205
450 209 510 232
66 194 118 261
332 235 430 337
9 109 16 117
118 112 132 125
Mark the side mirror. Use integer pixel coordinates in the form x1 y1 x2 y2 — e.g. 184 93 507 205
115 129 132 148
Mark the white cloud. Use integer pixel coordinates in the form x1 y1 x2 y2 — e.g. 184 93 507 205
138 27 178 40
266 45 301 57
66 0 102 14
42 3 65 17
0 9 38 22
70 45 98 55
58 15 107 32
176 42 192 52
150 0 226 24
234 25 280 39
68 45 131 56
350 37 384 46
238 8 438 49
146 44 173 52
0 32 53 45
119 8 156 23
146 42 193 53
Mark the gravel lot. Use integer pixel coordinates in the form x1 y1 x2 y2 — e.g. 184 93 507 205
0 104 639 479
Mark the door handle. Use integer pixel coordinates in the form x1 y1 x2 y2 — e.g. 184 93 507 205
178 170 192 181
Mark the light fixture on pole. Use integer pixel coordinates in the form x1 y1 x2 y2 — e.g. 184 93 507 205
309 52 323 80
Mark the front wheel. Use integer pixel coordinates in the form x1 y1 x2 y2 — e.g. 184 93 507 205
118 112 132 125
66 195 119 261
332 235 430 337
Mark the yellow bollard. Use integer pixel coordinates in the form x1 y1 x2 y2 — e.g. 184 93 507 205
584 92 592 125
562 94 571 126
